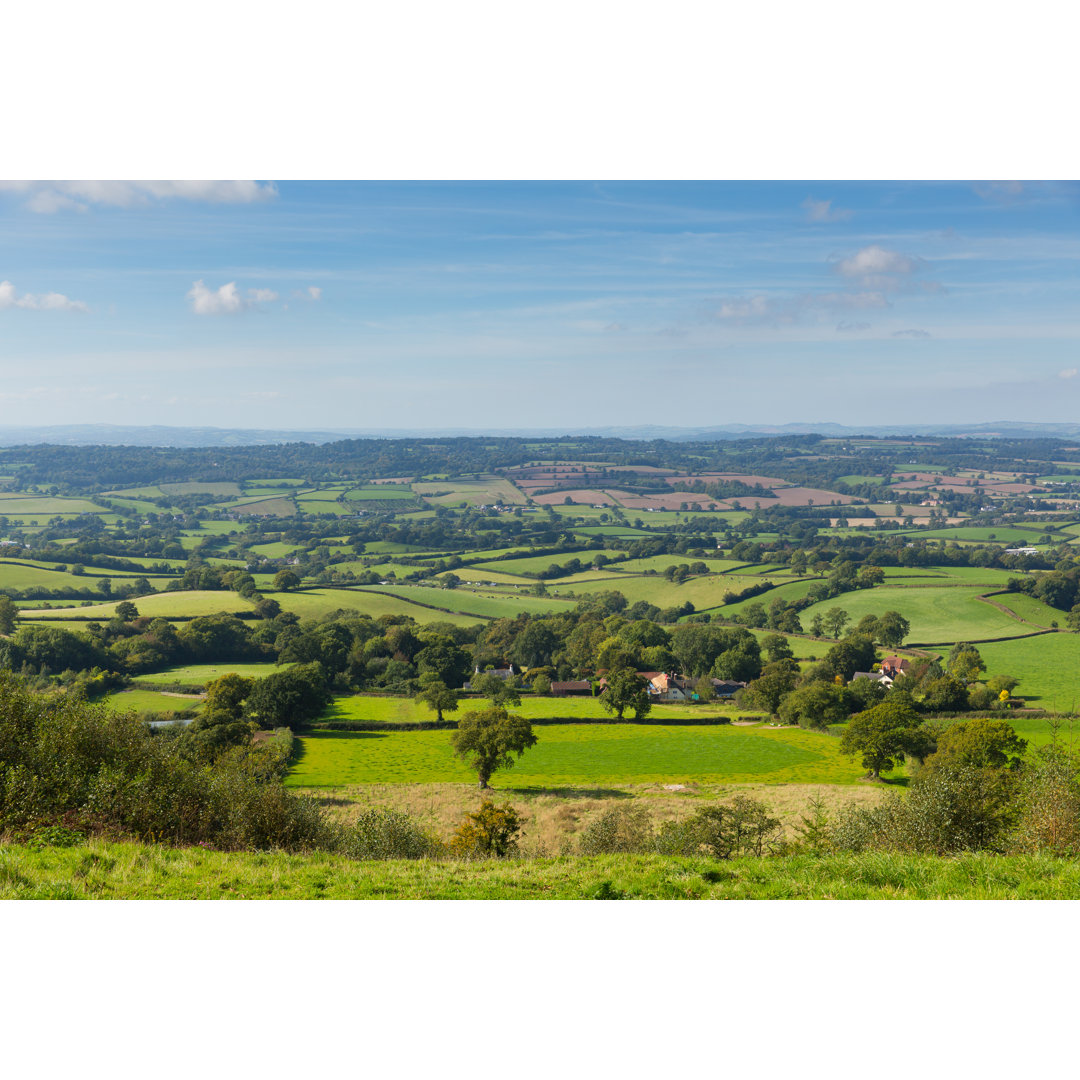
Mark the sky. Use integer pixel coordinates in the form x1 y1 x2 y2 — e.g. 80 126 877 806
2 179 1079 431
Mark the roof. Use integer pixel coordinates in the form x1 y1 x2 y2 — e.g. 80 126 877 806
551 681 591 691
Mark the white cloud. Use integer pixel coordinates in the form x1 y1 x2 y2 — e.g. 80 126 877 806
0 279 88 312
836 244 919 279
1059 368 1078 379
188 281 284 314
892 328 931 338
0 180 277 213
307 286 322 301
802 196 852 223
187 280 245 315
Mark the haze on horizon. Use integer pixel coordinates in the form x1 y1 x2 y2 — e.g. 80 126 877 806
2 179 1079 431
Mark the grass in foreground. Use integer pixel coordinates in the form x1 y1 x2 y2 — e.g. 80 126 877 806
4 841 1080 898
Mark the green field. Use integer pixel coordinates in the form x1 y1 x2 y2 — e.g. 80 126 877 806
21 590 255 621
259 588 487 627
323 694 755 725
977 634 1080 712
355 584 577 619
912 526 1046 543
104 689 203 714
799 585 1033 645
286 723 878 788
990 592 1066 628
134 662 291 686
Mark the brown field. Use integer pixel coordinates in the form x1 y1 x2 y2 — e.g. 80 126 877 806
769 486 857 506
668 472 789 488
530 489 620 506
611 491 733 511
303 781 890 856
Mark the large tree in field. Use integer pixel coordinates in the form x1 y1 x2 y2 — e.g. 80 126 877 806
840 699 929 780
415 675 462 722
450 706 538 789
600 667 651 720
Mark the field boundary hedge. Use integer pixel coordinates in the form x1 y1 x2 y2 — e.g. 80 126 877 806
315 715 738 732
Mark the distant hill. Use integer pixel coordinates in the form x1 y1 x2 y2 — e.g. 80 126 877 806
3 421 1080 448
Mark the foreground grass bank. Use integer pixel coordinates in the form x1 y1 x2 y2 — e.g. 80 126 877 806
4 841 1080 898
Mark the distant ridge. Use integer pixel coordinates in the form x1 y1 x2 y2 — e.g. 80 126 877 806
2 421 1080 448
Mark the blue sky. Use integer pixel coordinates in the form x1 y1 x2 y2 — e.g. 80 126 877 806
1 179 1079 430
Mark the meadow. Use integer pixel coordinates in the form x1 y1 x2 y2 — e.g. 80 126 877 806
133 661 291 686
799 585 1033 645
20 590 256 621
323 694 760 725
104 688 203 714
977 633 1080 713
285 722 878 788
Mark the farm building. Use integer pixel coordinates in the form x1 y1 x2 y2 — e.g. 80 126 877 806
550 680 592 697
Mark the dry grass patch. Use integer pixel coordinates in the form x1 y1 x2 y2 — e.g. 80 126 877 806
297 781 890 856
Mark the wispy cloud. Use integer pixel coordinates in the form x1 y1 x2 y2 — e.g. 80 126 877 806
892 328 931 338
1059 368 1078 379
802 196 852 223
187 280 281 315
836 321 871 332
0 181 277 213
0 279 88 312
710 290 888 326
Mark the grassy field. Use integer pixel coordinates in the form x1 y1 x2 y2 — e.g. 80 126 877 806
323 694 759 725
799 585 1033 645
286 722 880 788
9 843 1080 898
261 588 487 627
133 662 290 686
977 633 1080 712
21 591 255 621
989 592 1066 628
103 688 203 714
355 584 577 619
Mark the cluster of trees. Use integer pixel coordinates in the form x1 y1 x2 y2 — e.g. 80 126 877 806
737 637 1017 730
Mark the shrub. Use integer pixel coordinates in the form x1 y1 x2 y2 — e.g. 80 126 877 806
1010 745 1080 855
656 797 783 858
578 803 655 855
343 809 442 860
450 801 522 858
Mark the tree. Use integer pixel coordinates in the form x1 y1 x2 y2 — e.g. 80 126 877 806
927 718 1028 771
840 699 927 779
876 610 910 648
531 672 552 695
185 674 256 756
245 663 332 729
114 600 139 622
947 643 986 682
760 633 794 663
450 706 538 788
415 676 462 722
740 659 799 715
823 608 850 638
0 595 17 635
809 613 825 638
600 667 651 720
694 675 714 702
471 671 522 707
273 568 301 592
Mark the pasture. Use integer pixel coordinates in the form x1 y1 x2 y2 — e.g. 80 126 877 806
799 585 1032 645
20 591 256 621
104 689 203 714
977 633 1080 712
134 661 291 686
323 694 758 725
285 722 881 788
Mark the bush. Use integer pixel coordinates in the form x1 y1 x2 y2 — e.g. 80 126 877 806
343 808 442 860
450 801 522 858
578 804 655 855
1011 745 1080 855
656 797 783 858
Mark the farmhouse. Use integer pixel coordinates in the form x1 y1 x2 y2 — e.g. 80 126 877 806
880 657 911 678
636 671 745 701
